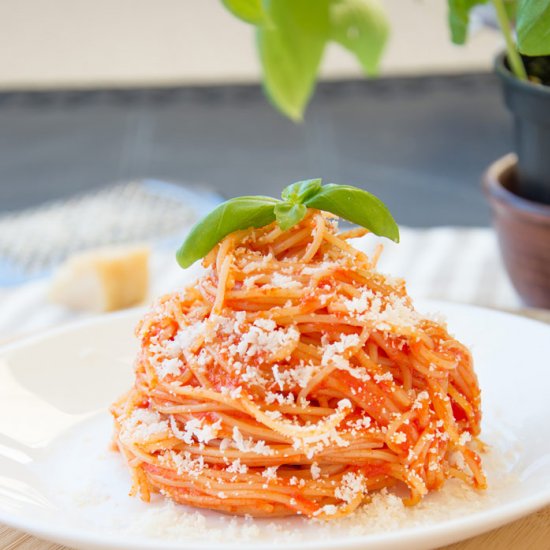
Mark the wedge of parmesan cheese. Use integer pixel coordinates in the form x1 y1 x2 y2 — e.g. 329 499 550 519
49 246 149 312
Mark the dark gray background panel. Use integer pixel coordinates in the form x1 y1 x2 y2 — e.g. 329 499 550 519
0 73 511 226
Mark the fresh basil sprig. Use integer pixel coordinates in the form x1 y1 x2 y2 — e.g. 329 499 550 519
176 180 399 268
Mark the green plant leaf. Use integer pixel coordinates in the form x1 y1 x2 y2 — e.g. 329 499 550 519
447 0 488 44
281 178 323 203
221 0 267 24
257 0 330 121
329 0 389 75
503 0 518 22
274 202 308 230
304 183 399 242
176 196 279 267
516 0 550 56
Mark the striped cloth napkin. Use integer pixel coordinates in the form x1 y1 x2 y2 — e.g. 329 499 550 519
0 226 520 342
355 227 519 309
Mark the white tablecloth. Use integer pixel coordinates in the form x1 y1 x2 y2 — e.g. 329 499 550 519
0 226 519 342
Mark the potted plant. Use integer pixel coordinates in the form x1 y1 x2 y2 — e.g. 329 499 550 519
450 1 550 308
223 0 550 307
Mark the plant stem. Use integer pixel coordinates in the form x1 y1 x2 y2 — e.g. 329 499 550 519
492 0 527 81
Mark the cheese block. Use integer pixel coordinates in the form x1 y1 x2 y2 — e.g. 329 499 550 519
49 246 149 312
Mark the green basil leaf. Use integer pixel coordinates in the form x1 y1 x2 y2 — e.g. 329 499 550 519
176 196 279 267
329 0 389 76
304 184 399 242
221 0 268 25
516 0 550 56
447 0 488 44
257 0 330 121
274 201 308 230
281 178 323 203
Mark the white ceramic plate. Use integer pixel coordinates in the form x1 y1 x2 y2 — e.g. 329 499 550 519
0 300 549 550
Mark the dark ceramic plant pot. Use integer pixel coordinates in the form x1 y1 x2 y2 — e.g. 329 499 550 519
495 53 550 204
483 154 550 308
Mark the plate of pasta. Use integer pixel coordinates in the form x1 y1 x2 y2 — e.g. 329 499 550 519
0 182 549 550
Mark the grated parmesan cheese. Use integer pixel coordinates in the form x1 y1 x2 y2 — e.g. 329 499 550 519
169 416 222 445
226 458 248 475
270 273 302 289
335 472 366 504
271 362 317 391
342 289 421 332
165 321 207 356
120 409 169 444
227 319 299 361
374 372 393 383
322 334 361 369
265 391 295 406
155 357 182 379
349 416 372 431
392 431 407 444
310 462 321 480
162 451 206 478
231 427 275 456
261 466 279 480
